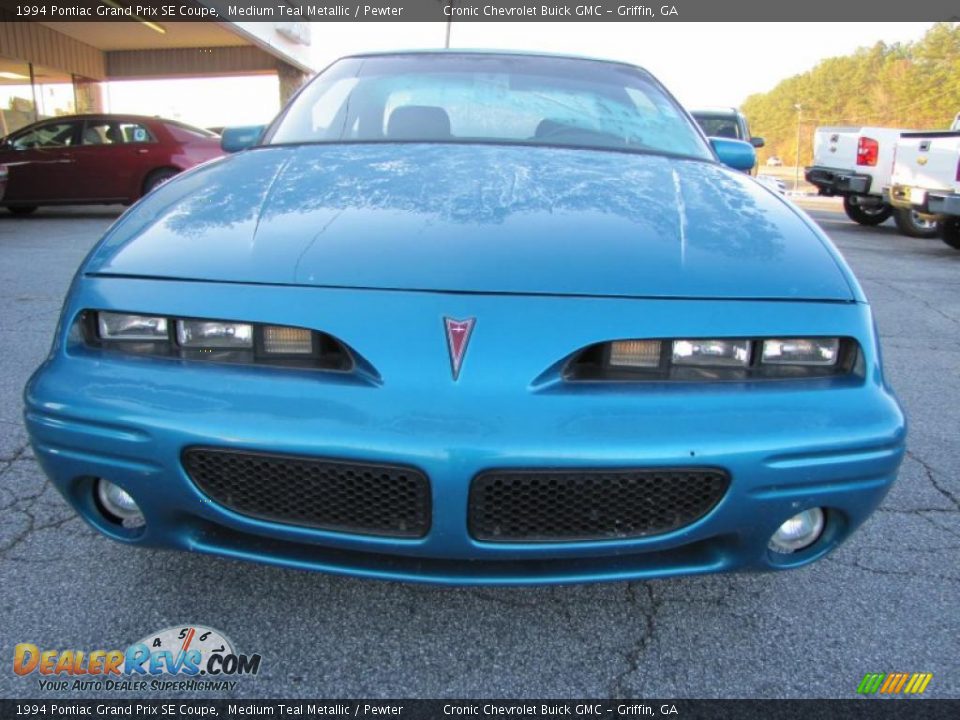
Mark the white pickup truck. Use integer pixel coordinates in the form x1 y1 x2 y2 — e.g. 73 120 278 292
805 125 939 238
889 113 960 249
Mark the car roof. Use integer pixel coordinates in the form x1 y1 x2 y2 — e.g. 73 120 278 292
27 113 167 124
339 48 647 72
689 107 742 117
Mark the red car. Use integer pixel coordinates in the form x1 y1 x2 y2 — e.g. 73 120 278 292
0 114 223 215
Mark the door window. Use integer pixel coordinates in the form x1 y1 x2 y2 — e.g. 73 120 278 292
9 121 79 149
120 123 155 144
81 121 123 145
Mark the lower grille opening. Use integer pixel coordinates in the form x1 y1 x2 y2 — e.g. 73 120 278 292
469 468 729 542
183 447 431 538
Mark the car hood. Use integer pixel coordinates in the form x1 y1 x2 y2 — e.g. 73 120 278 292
87 143 854 301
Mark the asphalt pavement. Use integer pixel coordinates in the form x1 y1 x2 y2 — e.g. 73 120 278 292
0 201 957 699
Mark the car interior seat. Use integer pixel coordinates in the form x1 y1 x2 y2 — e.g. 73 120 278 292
386 106 452 140
83 126 104 145
713 122 739 139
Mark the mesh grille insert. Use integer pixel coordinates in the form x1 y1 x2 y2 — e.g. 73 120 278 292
183 448 430 538
469 468 729 542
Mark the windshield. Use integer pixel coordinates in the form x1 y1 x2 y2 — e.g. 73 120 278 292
692 113 743 140
267 53 712 159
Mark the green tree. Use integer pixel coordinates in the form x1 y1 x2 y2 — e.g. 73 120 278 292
741 23 960 166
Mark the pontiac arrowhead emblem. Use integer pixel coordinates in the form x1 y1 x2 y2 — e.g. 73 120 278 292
444 317 476 381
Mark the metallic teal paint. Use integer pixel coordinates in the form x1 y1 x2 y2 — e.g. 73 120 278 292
86 143 856 301
710 137 758 172
25 271 904 584
23 61 904 584
220 125 266 154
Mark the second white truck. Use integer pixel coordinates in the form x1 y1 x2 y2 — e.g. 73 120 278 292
889 113 960 249
805 125 940 238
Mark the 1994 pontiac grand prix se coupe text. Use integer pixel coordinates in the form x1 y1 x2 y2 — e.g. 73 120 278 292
24 51 906 585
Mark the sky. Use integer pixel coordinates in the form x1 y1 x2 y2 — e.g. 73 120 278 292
104 21 936 128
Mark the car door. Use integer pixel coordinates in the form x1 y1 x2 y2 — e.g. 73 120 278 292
0 120 81 203
68 119 163 201
63 119 136 201
117 120 165 196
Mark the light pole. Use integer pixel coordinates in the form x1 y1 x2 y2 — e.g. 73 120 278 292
445 1 453 48
794 103 802 192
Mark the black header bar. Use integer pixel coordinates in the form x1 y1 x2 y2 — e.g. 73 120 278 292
3 699 960 720
0 0 958 22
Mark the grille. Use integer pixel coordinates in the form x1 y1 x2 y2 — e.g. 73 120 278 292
469 468 729 542
183 448 431 538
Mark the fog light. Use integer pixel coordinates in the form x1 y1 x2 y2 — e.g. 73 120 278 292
95 479 145 526
769 508 825 554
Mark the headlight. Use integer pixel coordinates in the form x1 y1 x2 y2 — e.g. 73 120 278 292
761 338 839 366
672 339 751 367
177 320 253 349
98 312 168 341
84 311 351 371
566 337 855 382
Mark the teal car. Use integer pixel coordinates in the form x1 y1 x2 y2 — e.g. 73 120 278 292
24 51 905 585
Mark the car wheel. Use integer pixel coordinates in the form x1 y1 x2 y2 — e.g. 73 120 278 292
142 168 179 195
940 218 960 250
7 205 38 216
893 208 940 238
842 197 892 226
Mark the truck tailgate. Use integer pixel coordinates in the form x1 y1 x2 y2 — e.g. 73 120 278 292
812 127 861 170
892 132 960 192
811 126 915 193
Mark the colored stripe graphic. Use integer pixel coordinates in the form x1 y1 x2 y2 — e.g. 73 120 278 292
879 673 899 694
905 673 933 694
857 673 885 694
857 672 932 695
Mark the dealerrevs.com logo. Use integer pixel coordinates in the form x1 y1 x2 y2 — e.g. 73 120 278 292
13 625 262 692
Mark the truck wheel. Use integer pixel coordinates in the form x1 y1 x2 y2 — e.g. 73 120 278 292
893 208 940 238
843 197 891 226
940 218 960 250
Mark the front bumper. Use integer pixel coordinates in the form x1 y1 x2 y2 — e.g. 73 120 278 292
890 184 960 218
805 166 873 196
24 278 906 585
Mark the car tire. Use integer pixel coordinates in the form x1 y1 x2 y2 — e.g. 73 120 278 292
940 218 960 250
893 208 940 238
842 197 892 226
142 168 179 195
7 205 38 216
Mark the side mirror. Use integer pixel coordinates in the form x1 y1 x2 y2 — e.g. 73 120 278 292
710 137 756 172
750 136 765 148
221 125 266 153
